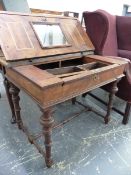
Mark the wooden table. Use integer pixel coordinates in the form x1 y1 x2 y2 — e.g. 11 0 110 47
5 55 126 167
0 11 128 167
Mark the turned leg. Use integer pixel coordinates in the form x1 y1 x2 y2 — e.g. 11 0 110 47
4 78 16 124
72 97 76 105
9 83 23 129
104 80 118 124
122 102 131 125
40 107 54 168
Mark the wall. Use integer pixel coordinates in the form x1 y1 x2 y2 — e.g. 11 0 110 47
3 0 30 12
27 0 131 18
2 0 131 17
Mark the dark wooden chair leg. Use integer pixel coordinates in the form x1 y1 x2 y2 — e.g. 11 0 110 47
4 78 16 124
104 80 118 124
72 97 76 105
40 107 54 168
82 92 88 98
122 102 131 125
9 83 23 129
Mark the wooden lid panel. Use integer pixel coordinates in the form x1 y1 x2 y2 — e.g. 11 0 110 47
0 12 94 62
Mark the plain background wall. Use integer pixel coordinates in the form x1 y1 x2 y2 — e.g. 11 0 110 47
3 0 30 12
2 0 131 18
27 0 131 19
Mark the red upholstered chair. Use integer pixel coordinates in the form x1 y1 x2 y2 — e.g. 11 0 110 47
83 10 131 124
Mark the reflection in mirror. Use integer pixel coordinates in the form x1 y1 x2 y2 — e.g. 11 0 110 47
32 23 69 48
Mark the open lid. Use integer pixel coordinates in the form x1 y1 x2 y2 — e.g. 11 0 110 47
0 11 94 66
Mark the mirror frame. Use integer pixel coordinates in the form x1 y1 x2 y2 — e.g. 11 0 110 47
31 21 71 49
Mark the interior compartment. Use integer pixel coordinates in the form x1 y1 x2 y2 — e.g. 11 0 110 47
35 57 108 77
35 58 84 70
78 62 108 70
47 66 82 75
61 58 84 67
36 61 59 70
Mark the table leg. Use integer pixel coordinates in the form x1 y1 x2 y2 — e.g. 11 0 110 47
9 83 23 129
104 80 118 124
122 102 131 124
4 78 16 124
40 107 54 168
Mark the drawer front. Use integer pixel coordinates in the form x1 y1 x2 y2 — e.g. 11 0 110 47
42 65 124 108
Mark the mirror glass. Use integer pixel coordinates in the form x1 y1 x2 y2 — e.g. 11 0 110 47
32 23 69 48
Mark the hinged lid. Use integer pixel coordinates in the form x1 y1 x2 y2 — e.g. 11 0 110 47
0 11 94 66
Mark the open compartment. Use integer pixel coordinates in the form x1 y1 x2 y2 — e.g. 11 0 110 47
35 56 109 78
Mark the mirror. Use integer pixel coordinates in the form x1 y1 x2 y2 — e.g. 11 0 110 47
32 22 70 48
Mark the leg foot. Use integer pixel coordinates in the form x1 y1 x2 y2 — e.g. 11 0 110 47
10 116 16 124
122 102 131 125
104 116 110 124
46 159 53 168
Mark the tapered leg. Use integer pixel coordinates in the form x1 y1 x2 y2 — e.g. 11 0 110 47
122 102 131 125
104 80 118 124
40 107 54 168
4 78 16 124
9 83 23 129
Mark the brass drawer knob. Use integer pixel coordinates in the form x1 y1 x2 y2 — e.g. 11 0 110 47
93 73 99 81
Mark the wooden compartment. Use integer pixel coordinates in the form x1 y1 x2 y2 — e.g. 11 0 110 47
35 57 109 78
5 54 126 108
